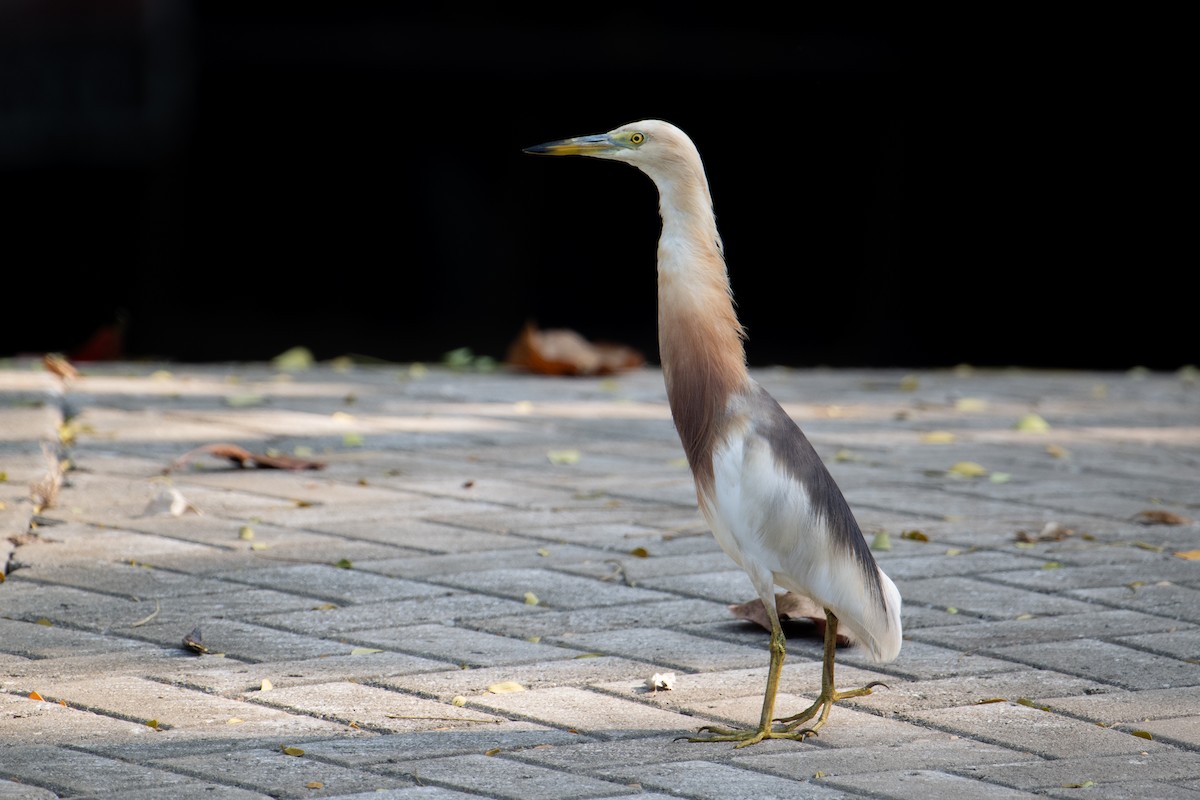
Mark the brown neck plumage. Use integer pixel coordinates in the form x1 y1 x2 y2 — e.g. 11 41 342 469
655 188 749 497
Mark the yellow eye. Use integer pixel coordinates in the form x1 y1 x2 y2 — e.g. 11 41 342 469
630 132 645 144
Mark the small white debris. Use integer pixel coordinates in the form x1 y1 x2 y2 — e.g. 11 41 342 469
646 672 675 692
142 487 200 517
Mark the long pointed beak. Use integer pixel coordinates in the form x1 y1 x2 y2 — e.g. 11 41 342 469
524 133 620 157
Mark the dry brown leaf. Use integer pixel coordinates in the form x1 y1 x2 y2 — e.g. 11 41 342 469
166 443 326 473
1133 509 1192 526
729 592 852 646
1015 522 1075 543
182 626 209 654
505 321 644 376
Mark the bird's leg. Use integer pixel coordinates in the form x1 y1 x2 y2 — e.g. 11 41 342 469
774 609 888 737
686 602 795 747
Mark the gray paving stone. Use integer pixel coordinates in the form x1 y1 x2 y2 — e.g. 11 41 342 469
822 769 1042 799
1040 780 1200 800
873 548 1051 580
0 780 72 800
895 575 1100 619
840 640 1016 681
378 655 661 701
152 746 413 798
429 567 675 609
6 560 236 598
252 592 542 638
550 626 769 672
730 735 1029 781
469 686 703 740
27 673 353 738
0 690 164 746
989 558 1200 592
358 543 619 580
374 753 630 800
589 759 847 799
349 622 588 667
1071 581 1200 623
1117 626 1200 660
507 734 768 771
907 608 1191 652
211 563 453 604
317 789 482 800
910 701 1171 758
992 638 1200 690
473 598 733 639
962 750 1200 792
842 669 1110 714
299 726 587 768
1041 686 1200 724
0 745 243 797
249 680 516 733
148 650 452 695
297 518 528 553
637 569 759 604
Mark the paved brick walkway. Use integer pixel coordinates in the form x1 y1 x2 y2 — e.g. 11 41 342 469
2 360 1198 799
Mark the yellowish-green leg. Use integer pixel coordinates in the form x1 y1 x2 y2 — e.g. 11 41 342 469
774 609 887 737
686 603 807 747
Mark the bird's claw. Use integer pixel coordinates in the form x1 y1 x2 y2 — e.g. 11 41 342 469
685 723 819 747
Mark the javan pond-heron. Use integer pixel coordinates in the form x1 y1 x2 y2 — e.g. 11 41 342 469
525 120 902 746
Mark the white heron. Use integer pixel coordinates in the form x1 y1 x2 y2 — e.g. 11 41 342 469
525 120 902 746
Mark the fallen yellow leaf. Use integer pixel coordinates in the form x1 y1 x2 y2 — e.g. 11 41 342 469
955 397 988 412
1174 550 1200 560
260 679 273 692
272 346 314 371
1015 413 1050 432
487 681 525 694
920 431 956 444
280 745 305 757
947 461 988 478
546 449 581 465
523 591 540 606
350 647 383 655
870 531 892 551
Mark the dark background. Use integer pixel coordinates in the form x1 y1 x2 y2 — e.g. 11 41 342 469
2 4 1191 371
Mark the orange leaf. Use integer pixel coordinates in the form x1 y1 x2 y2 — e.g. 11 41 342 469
1134 509 1192 526
729 592 852 646
28 691 44 701
166 443 326 474
505 321 644 376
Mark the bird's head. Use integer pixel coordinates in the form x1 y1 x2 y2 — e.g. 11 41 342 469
524 119 701 184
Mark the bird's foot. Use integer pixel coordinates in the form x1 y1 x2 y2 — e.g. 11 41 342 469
683 724 815 748
774 680 889 737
